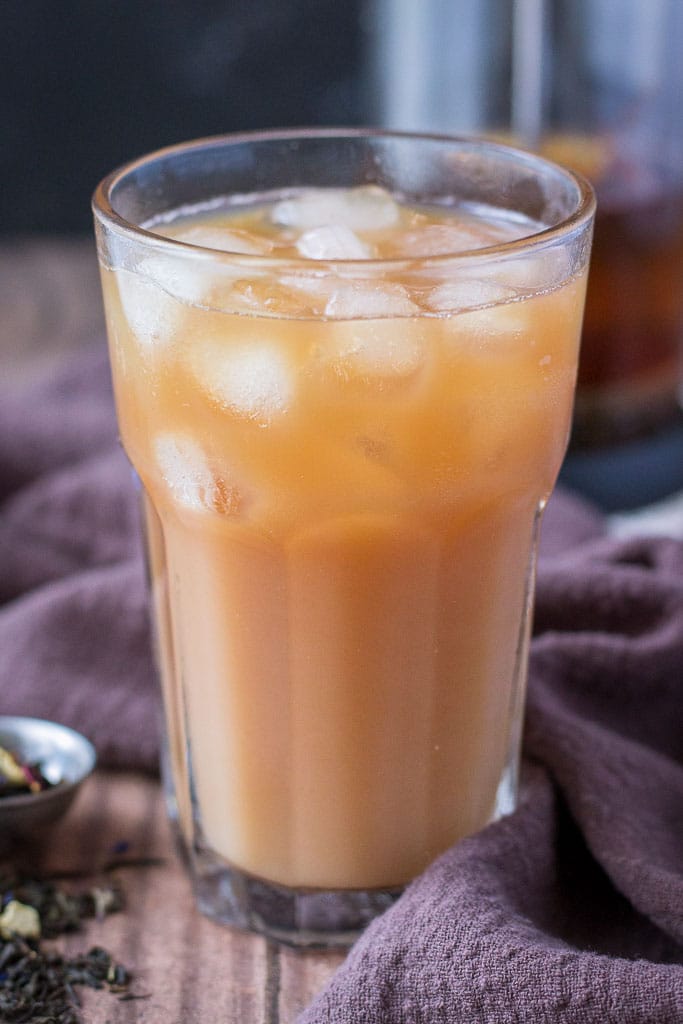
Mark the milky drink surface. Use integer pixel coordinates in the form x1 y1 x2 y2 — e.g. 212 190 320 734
101 186 587 890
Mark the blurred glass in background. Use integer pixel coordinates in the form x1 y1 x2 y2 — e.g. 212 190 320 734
372 0 683 509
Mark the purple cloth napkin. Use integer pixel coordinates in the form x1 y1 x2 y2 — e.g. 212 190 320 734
2 346 682 1021
0 345 157 771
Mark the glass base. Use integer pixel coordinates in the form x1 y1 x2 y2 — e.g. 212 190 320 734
191 844 402 948
188 761 520 948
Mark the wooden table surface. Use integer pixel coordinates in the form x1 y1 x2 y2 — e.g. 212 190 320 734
23 772 345 1024
0 238 346 1023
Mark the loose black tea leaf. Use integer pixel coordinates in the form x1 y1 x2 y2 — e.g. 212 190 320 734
0 873 124 939
0 870 135 1024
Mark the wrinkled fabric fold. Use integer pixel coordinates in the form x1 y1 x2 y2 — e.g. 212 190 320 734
300 771 683 1024
0 344 157 771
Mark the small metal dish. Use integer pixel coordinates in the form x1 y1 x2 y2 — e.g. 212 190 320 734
0 717 96 842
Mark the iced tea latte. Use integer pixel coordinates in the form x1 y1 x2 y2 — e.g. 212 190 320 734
94 132 594 944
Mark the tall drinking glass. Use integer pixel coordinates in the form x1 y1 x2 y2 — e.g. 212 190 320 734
93 130 594 946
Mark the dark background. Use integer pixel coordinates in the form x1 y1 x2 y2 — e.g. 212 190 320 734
1 0 370 234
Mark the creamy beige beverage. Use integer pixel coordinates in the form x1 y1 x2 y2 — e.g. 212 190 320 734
100 187 587 891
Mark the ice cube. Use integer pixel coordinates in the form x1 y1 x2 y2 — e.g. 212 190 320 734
226 277 311 316
430 278 533 338
116 269 180 349
138 255 216 306
272 186 400 231
154 433 240 513
325 282 418 319
227 273 356 317
387 222 509 258
426 278 514 313
189 338 293 424
465 249 570 294
281 272 334 298
329 319 424 379
173 224 274 255
296 225 372 260
452 298 529 338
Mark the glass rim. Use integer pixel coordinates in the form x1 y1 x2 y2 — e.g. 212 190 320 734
92 127 596 269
